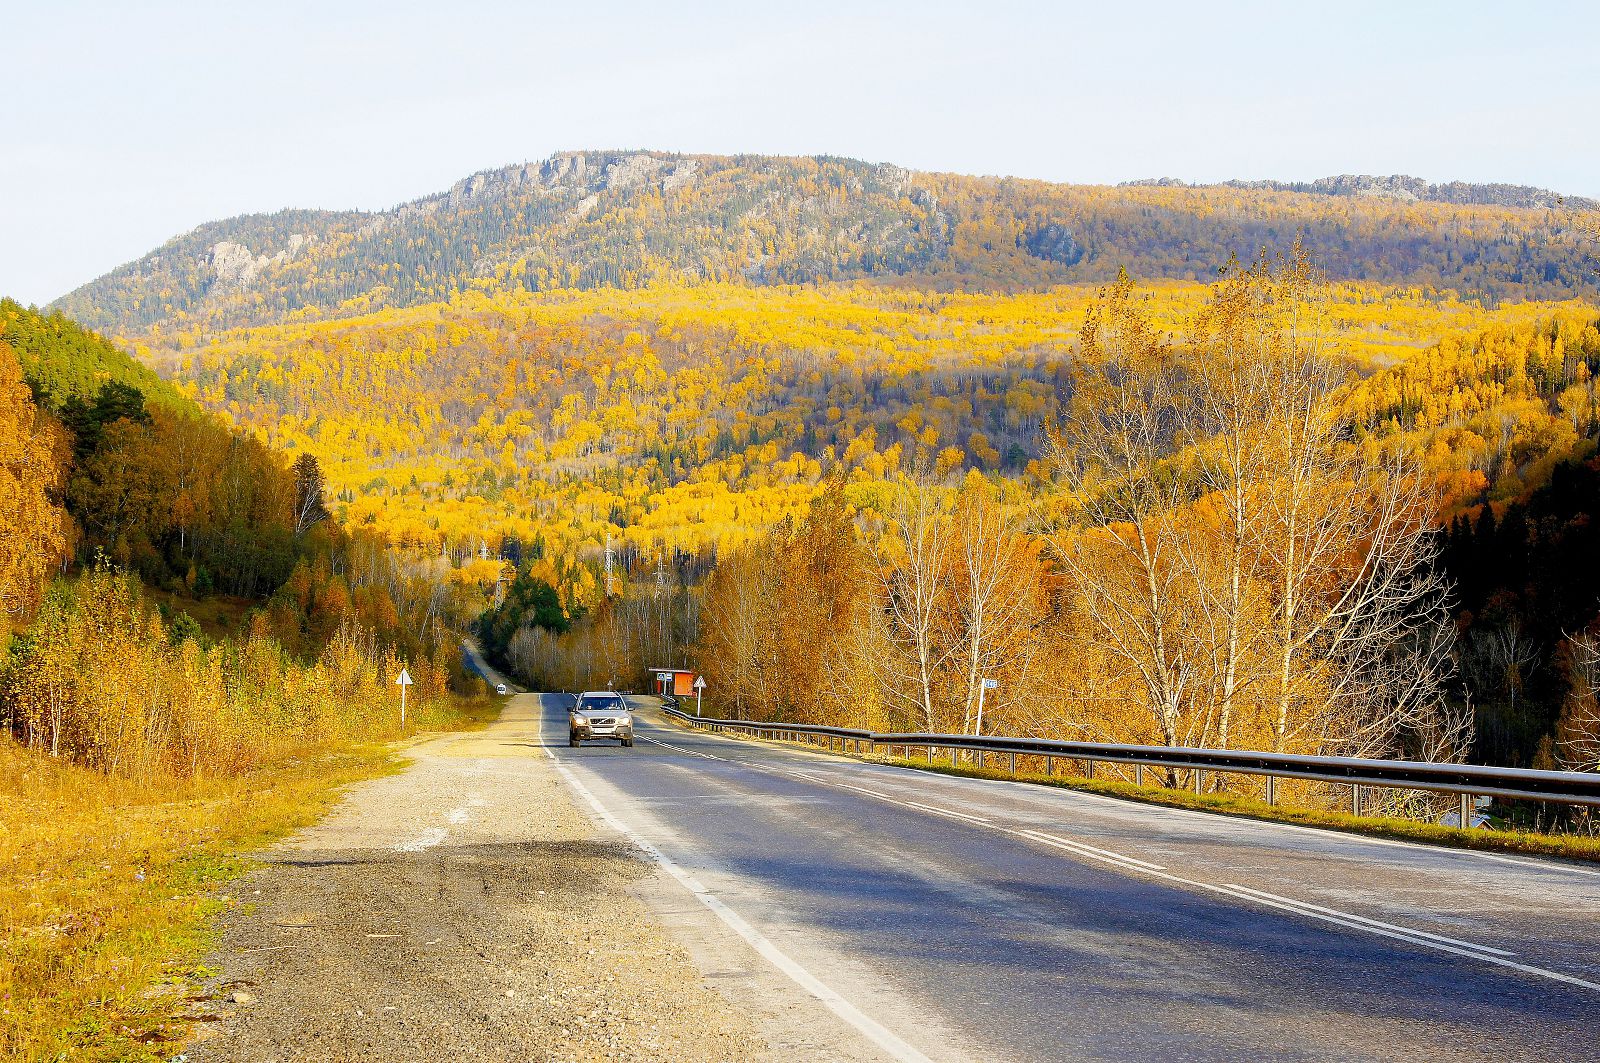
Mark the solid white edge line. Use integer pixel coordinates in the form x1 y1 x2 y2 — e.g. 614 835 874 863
544 746 937 1063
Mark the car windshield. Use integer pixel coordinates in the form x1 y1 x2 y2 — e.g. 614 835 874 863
579 696 625 713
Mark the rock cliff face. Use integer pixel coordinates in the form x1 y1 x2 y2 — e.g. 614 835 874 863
395 151 701 219
207 233 315 289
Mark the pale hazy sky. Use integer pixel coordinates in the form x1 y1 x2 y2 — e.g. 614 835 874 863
4 0 1596 306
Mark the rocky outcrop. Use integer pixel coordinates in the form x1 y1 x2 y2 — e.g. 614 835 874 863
206 234 314 290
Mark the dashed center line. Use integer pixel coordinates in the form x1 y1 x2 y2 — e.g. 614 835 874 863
639 735 722 760
636 715 1600 994
1018 829 1166 871
1222 884 1515 957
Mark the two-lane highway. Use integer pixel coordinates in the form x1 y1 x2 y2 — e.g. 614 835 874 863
544 693 1600 1062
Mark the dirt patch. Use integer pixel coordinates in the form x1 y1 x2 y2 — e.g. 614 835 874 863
182 698 765 1061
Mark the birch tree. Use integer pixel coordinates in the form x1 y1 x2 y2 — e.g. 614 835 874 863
949 482 1044 734
1046 274 1199 747
1556 634 1600 773
879 477 952 732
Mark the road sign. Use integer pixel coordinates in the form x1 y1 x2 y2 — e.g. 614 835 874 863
976 677 998 734
694 674 706 716
395 667 413 727
694 676 706 690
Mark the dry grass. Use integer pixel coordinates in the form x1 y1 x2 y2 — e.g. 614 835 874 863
0 695 494 1063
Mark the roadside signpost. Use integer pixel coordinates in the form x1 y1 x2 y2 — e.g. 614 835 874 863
694 674 706 716
976 677 999 735
395 667 413 727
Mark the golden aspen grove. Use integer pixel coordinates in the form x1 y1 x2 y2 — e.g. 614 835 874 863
6 147 1600 1058
47 152 1600 788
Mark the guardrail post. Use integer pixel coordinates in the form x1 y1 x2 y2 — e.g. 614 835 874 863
926 744 933 763
1193 769 1203 795
1086 759 1095 779
1265 775 1276 806
1460 792 1472 829
1135 763 1144 787
1352 784 1362 817
1009 752 1016 776
1045 755 1054 776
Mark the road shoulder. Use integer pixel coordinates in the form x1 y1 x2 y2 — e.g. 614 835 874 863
181 696 768 1061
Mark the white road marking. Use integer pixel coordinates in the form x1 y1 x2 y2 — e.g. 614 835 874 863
394 827 448 852
1221 884 1514 957
656 714 1600 993
545 747 936 1063
829 784 992 825
639 735 723 761
1018 829 1166 872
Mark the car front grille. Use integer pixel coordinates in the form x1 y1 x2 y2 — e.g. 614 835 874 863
589 718 615 727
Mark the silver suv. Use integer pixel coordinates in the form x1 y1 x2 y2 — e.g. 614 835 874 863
569 692 634 747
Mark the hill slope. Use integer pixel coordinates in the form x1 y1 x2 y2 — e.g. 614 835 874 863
54 151 1597 338
1 297 188 413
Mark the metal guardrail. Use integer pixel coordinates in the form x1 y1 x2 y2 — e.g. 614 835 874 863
661 707 1600 824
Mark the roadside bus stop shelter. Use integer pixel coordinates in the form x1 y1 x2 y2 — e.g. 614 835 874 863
650 667 698 698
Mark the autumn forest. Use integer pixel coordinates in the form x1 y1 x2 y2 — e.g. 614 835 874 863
8 150 1600 816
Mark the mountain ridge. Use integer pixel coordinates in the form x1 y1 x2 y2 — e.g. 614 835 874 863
1123 173 1592 211
52 150 1598 338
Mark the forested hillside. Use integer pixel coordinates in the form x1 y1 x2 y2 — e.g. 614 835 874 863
0 298 479 722
152 280 1590 573
33 151 1600 793
0 300 503 1059
54 151 1598 339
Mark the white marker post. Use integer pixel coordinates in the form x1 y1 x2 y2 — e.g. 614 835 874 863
395 666 413 728
694 674 706 716
976 677 998 735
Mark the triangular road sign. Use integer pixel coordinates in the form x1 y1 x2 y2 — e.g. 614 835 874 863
395 667 413 686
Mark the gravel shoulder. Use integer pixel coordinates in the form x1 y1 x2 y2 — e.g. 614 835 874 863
183 694 769 1062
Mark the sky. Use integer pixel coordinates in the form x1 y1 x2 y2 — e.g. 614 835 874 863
5 0 1597 306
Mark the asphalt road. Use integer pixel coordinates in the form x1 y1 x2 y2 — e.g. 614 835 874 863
545 691 1600 1063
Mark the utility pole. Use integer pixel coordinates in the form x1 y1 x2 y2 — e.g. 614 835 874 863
604 533 615 597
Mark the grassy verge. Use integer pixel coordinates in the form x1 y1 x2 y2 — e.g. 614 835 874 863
0 694 494 1063
677 722 1600 865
